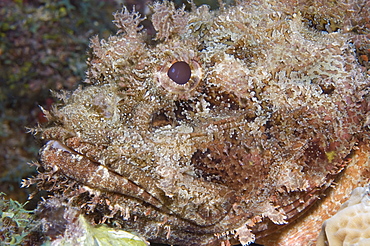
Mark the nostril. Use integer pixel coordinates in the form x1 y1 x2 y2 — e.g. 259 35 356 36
151 110 173 128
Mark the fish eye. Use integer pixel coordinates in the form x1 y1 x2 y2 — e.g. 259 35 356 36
167 61 191 85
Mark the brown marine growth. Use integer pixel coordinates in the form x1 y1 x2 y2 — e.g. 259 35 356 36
26 0 370 245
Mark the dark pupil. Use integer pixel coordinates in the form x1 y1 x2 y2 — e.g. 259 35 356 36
167 61 191 85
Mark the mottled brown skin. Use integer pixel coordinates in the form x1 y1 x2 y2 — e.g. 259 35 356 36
28 0 369 245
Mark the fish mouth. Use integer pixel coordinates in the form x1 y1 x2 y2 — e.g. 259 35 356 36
41 140 171 213
40 140 236 226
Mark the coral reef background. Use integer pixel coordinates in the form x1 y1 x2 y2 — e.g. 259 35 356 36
0 0 121 203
